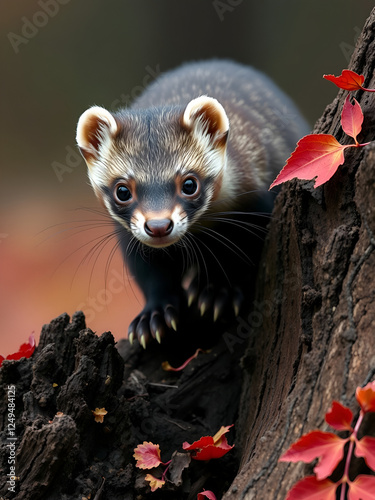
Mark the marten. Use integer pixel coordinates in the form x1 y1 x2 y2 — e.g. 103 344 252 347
76 60 308 349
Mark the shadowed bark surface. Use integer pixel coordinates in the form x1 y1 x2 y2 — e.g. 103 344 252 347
1 8 375 500
224 7 375 499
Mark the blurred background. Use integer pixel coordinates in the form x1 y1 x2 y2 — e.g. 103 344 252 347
1 0 373 354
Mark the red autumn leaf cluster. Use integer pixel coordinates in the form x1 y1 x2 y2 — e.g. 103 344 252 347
269 70 373 190
280 382 375 500
133 425 233 495
133 442 167 492
0 335 36 368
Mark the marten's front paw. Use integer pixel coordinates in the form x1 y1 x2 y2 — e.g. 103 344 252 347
186 280 244 323
128 300 181 348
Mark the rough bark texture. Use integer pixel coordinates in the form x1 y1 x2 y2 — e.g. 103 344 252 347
0 312 242 499
1 9 375 500
224 8 375 499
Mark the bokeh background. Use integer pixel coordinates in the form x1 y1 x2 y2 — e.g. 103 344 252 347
1 0 373 355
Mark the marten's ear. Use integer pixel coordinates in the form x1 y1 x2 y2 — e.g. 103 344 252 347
76 106 119 165
182 96 229 148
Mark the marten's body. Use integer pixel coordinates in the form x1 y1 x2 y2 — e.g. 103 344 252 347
77 60 308 348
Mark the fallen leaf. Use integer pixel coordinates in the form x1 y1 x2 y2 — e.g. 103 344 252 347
168 451 191 487
162 348 205 371
212 425 234 444
145 473 165 492
325 401 353 431
92 407 108 423
198 490 217 500
183 425 234 461
133 442 162 469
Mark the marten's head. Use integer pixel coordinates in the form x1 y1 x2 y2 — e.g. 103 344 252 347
76 96 230 248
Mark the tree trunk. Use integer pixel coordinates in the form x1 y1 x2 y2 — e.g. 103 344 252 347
224 7 375 499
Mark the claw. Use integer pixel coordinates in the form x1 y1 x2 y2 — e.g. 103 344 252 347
213 289 229 322
136 315 151 348
233 287 244 317
150 312 164 343
187 280 198 307
164 305 178 332
200 302 206 316
198 285 214 318
140 334 147 350
213 305 220 322
128 331 134 345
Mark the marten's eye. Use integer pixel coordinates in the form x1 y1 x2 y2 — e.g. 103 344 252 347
182 177 199 197
115 184 132 204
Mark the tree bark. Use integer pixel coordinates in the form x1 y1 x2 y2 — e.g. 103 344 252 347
224 7 375 499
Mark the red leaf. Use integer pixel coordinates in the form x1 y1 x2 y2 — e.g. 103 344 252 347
325 401 353 431
354 436 375 472
280 430 347 480
162 348 204 371
269 134 347 189
183 435 234 461
133 442 162 469
198 491 217 500
285 476 338 500
193 442 234 461
341 96 363 143
0 335 36 367
348 475 375 500
323 70 365 91
356 381 375 413
183 436 214 451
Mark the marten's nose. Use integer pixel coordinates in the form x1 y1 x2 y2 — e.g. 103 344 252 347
144 219 174 238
